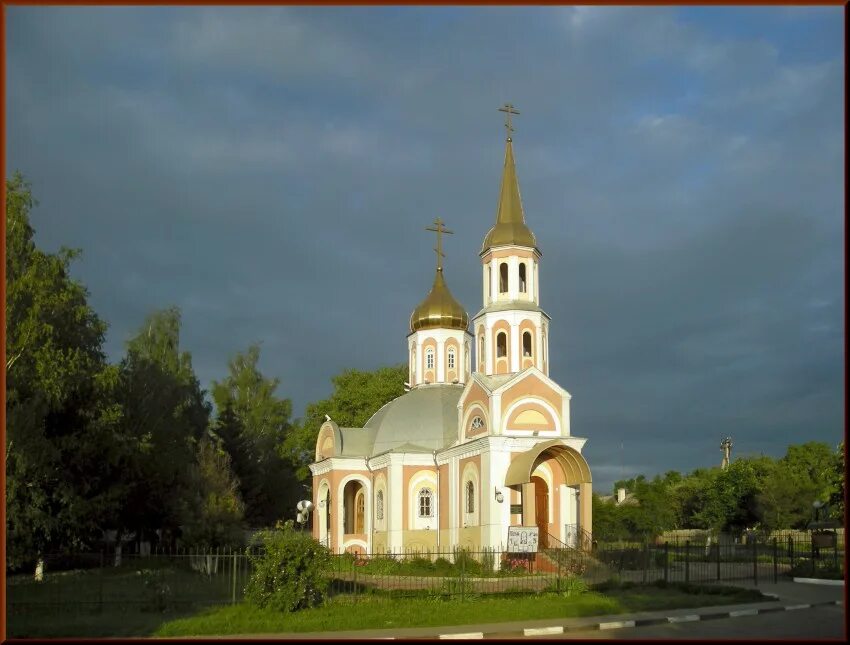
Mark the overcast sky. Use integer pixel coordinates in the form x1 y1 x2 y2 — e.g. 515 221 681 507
7 6 844 493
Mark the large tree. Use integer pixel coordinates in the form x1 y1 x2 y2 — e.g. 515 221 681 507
211 344 298 526
115 307 211 545
5 173 129 570
283 364 407 483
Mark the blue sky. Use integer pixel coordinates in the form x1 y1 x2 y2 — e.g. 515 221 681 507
6 6 844 492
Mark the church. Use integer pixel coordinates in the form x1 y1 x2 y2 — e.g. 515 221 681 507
310 106 593 555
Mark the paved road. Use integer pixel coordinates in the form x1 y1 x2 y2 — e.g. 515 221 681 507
504 605 846 640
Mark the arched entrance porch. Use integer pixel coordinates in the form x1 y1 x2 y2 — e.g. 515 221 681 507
505 440 592 549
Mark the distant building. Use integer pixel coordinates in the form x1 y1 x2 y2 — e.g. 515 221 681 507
309 108 593 554
599 487 639 507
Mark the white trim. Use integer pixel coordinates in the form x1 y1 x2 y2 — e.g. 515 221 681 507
492 366 571 399
336 474 371 553
408 470 439 531
316 479 330 545
502 396 562 436
460 461 480 527
340 538 369 553
311 457 368 476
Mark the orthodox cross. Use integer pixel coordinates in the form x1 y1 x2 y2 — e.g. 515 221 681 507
498 103 520 140
425 217 453 271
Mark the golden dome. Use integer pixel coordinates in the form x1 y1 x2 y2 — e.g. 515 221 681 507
481 138 538 253
410 269 469 332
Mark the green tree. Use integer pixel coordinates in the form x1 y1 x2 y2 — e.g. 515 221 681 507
283 364 407 483
211 344 299 526
181 436 246 548
5 172 129 571
757 442 842 529
827 441 845 521
115 307 211 545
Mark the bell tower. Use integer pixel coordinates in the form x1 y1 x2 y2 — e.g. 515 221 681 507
408 218 472 387
473 104 550 377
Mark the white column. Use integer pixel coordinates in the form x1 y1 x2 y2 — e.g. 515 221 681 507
510 322 520 373
482 264 488 307
449 457 459 546
509 256 518 300
534 262 540 304
535 325 543 371
388 458 404 552
436 339 445 383
485 320 493 375
491 259 499 303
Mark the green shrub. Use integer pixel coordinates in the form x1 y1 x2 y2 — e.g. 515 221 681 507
364 555 400 575
434 557 454 574
452 548 481 575
244 524 332 612
545 575 587 597
407 556 436 573
481 547 497 574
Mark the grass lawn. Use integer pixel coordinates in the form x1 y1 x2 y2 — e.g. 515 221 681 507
152 583 767 637
6 562 768 639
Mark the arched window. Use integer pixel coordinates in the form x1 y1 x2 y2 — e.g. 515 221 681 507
523 331 532 357
376 490 384 521
355 491 365 533
499 263 508 293
465 342 470 374
496 332 507 358
479 336 485 363
466 481 475 513
519 263 527 293
426 348 434 370
448 347 456 370
418 488 434 517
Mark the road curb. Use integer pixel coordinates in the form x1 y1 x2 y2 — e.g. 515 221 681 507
793 577 845 586
424 600 844 639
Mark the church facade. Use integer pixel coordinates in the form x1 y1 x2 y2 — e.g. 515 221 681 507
310 112 593 555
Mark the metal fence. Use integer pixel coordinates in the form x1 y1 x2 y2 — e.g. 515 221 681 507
6 547 258 617
6 530 844 618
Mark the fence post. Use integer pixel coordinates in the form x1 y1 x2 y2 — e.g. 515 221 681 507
788 535 794 568
642 542 648 585
664 542 669 583
753 537 758 586
833 536 838 572
231 548 237 605
461 550 467 602
773 538 778 584
716 539 721 581
685 540 690 584
557 548 562 593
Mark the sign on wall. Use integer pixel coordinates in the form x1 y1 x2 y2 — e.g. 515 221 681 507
507 526 539 553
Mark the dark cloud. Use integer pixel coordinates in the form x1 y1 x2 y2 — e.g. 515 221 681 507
7 6 842 493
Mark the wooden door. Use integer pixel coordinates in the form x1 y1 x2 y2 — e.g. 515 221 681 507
532 476 549 548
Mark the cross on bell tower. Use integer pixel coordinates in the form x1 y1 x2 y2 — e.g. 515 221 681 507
498 103 520 141
425 217 453 271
